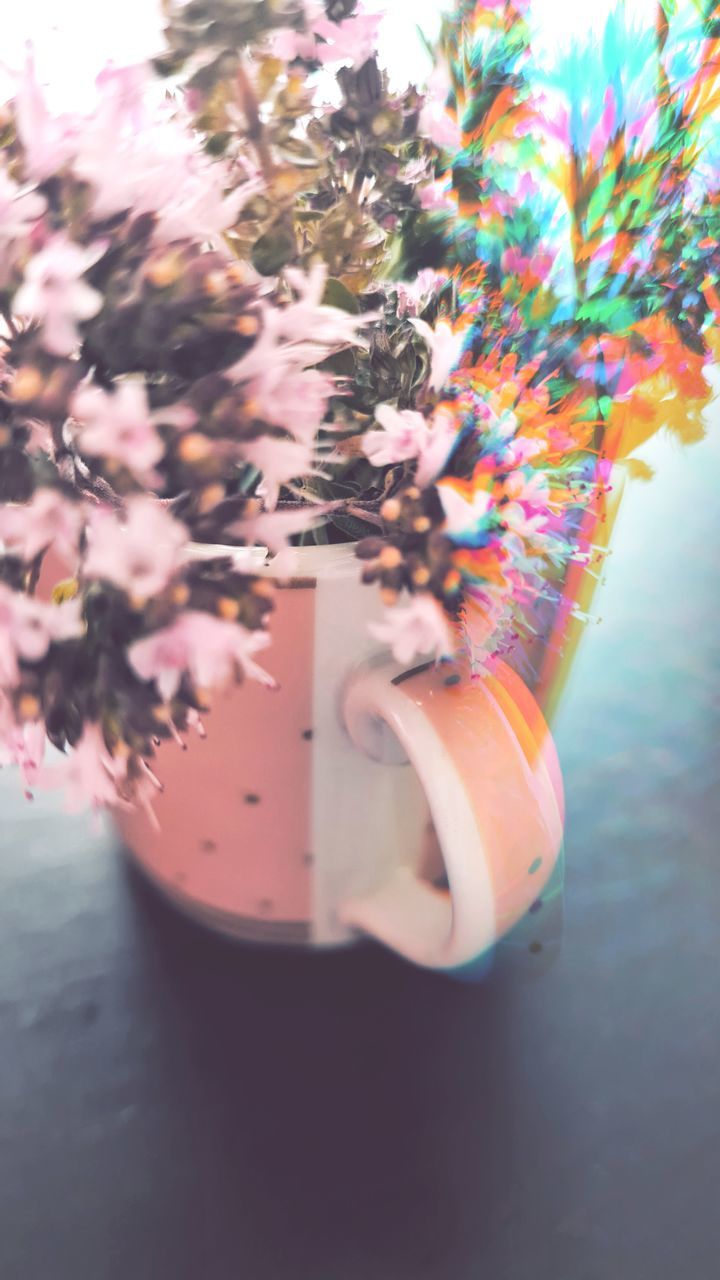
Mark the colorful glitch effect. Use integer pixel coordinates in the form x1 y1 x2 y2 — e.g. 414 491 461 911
423 0 720 720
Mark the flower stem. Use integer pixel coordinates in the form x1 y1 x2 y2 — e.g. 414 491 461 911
236 60 275 180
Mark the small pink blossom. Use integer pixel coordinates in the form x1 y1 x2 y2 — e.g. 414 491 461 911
270 28 318 61
241 437 315 510
153 168 260 246
363 403 458 486
0 489 83 564
44 723 121 813
280 264 372 347
312 13 382 66
14 54 79 182
83 498 188 601
0 168 46 284
363 404 431 468
0 585 83 685
14 235 104 356
418 107 462 152
231 507 326 555
370 593 453 666
477 0 530 9
415 406 459 487
271 9 380 67
418 65 461 152
504 469 550 506
410 317 467 393
22 418 54 456
244 367 335 442
94 63 149 131
72 382 164 479
128 612 275 700
504 436 544 467
419 179 456 215
394 269 448 317
72 86 254 244
0 709 46 791
229 279 368 402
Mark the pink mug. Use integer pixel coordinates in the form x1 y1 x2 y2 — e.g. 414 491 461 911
114 543 564 970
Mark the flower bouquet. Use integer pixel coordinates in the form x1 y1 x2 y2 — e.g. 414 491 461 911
0 0 717 968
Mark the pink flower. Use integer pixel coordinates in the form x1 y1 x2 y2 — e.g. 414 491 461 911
244 367 335 442
363 404 431 468
83 497 188 601
228 270 371 409
504 436 544 467
415 180 453 212
478 0 529 9
241 437 315 509
14 54 79 182
23 418 54 456
0 709 46 791
72 382 164 479
393 269 448 317
418 65 461 152
363 403 458 486
230 507 326 555
271 9 380 67
44 723 122 813
128 611 275 700
370 594 453 666
0 585 83 685
504 469 550 506
14 235 104 356
94 62 149 131
72 84 254 244
410 317 466 393
418 107 462 152
312 13 382 66
0 489 83 564
153 167 260 246
415 406 459 487
0 168 46 285
280 264 372 347
270 28 318 61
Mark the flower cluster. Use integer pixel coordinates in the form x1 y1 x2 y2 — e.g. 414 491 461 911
0 0 718 814
0 1 457 810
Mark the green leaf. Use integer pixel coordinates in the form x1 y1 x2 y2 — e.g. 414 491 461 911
251 227 296 276
329 512 379 541
321 277 361 314
585 172 617 236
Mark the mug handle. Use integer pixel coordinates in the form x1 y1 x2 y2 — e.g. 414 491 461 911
339 658 564 970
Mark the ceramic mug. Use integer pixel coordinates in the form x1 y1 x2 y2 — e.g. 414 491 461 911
113 543 564 970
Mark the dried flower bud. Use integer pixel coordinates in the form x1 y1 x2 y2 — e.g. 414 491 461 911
11 367 44 404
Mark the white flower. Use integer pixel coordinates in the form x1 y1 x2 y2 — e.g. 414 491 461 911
370 594 453 666
437 482 493 538
410 318 466 393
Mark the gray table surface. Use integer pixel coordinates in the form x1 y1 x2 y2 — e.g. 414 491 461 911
1 414 719 1280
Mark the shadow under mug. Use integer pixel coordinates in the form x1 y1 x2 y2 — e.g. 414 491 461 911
113 543 564 971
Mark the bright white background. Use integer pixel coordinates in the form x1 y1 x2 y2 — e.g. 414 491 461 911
1 0 659 106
